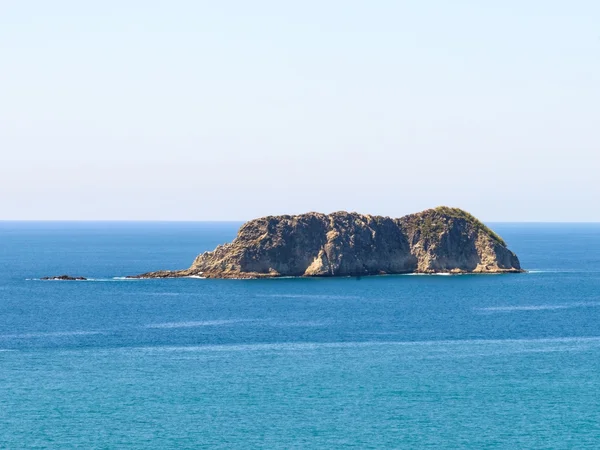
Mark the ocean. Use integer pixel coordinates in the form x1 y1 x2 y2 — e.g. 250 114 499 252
1 222 600 448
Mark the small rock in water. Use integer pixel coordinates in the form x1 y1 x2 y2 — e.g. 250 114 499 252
41 275 87 281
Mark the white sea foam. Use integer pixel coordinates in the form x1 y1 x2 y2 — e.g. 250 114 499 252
268 320 330 327
32 277 142 282
0 331 102 339
405 272 454 276
404 273 458 276
269 276 301 279
110 336 600 356
145 319 251 329
256 294 360 300
146 319 331 329
84 278 119 282
526 270 569 274
476 302 600 313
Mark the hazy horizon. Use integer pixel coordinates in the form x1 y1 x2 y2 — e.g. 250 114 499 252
2 1 599 221
3 217 600 224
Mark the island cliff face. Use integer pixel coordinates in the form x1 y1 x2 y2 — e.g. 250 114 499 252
132 207 523 279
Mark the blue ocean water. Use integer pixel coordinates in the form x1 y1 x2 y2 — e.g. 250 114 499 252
1 222 600 448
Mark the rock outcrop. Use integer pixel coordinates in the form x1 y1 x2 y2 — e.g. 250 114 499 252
131 207 523 279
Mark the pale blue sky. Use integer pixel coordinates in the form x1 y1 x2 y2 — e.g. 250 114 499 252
1 1 598 221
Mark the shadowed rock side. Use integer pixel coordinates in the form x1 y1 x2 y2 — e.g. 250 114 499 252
131 207 523 279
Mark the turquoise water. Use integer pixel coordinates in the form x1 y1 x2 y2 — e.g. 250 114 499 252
1 222 600 448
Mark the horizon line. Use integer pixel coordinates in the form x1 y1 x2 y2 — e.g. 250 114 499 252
2 219 600 224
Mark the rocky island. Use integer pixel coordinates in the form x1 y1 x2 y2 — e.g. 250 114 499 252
130 207 523 279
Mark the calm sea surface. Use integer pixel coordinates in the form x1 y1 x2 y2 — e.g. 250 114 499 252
1 222 600 448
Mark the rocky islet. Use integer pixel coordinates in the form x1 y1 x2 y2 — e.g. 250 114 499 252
131 207 523 279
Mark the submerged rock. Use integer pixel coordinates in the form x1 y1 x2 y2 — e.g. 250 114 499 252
41 275 87 281
131 207 523 279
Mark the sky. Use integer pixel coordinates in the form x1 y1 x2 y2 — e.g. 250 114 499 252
1 1 599 221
